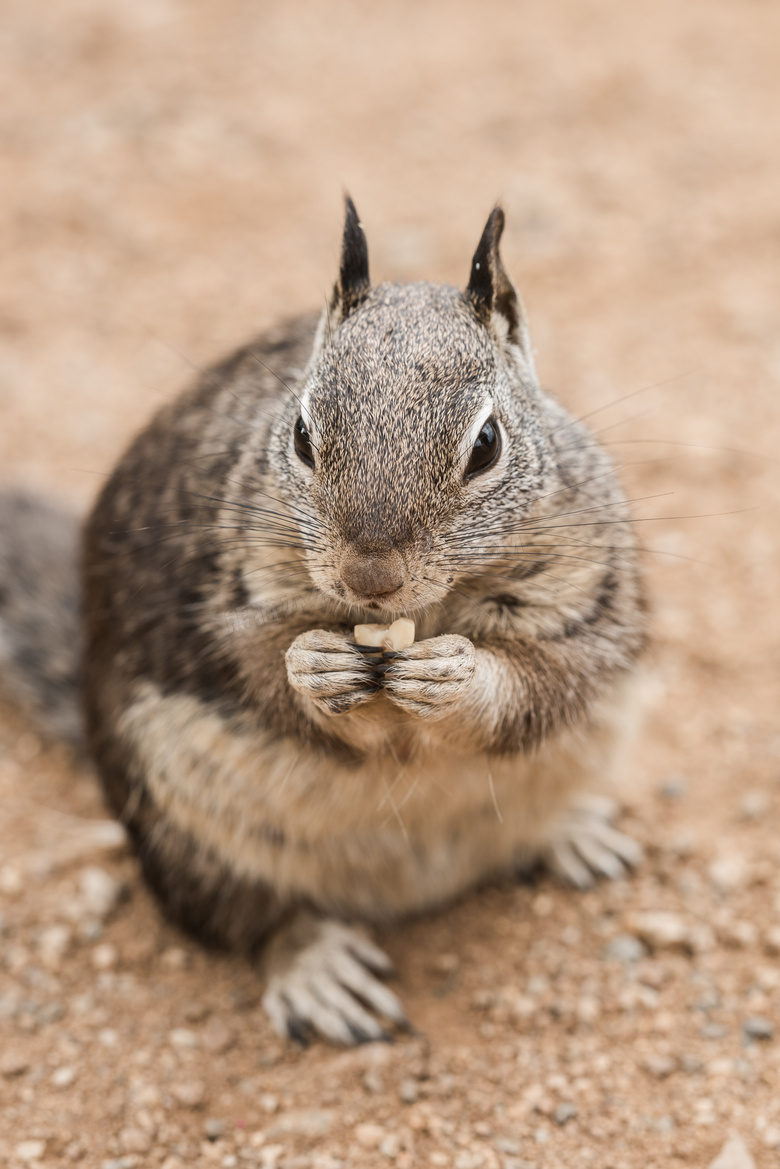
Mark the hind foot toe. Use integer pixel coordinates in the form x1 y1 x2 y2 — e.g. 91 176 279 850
544 794 643 888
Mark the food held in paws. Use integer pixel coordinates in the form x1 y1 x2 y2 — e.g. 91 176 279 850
353 618 416 651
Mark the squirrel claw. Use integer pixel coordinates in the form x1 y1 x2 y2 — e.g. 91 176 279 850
285 1017 310 1048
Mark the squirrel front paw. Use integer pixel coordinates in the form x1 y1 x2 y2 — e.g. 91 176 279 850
380 634 476 720
286 630 378 715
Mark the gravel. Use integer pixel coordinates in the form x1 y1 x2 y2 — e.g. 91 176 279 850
1 5 780 1169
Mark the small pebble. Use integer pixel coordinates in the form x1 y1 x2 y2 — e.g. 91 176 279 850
668 832 696 859
354 1122 385 1149
576 995 601 1023
493 1138 522 1155
267 1109 334 1138
172 1079 207 1107
756 966 780 990
160 946 189 970
51 1065 76 1088
715 917 756 948
0 865 23 894
630 912 696 951
554 1102 577 1125
38 999 64 1026
183 1000 210 1022
743 1015 774 1042
708 854 748 895
260 1092 279 1113
432 952 460 974
204 1117 226 1140
740 792 768 821
1 1050 30 1077
363 1069 384 1093
91 942 118 970
37 924 71 969
708 1133 756 1169
119 1127 152 1153
636 960 669 989
169 1028 199 1049
80 918 104 942
14 1140 46 1162
603 934 645 964
258 1146 284 1168
643 1055 676 1079
659 774 687 800
399 1077 419 1104
761 1125 780 1149
379 1133 401 1157
79 866 124 919
132 1084 160 1107
201 1017 235 1054
702 1023 729 1040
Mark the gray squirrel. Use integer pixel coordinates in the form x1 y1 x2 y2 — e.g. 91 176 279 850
0 199 646 1045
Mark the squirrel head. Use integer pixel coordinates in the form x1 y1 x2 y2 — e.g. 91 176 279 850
269 198 553 616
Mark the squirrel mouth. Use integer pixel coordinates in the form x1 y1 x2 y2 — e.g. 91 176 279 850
347 584 403 605
348 593 403 615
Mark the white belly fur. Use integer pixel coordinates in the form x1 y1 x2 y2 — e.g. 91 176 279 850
118 681 636 920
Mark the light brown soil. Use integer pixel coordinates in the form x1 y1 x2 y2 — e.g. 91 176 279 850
2 1 780 1166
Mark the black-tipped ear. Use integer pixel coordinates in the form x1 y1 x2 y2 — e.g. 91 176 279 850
466 207 520 344
332 195 370 321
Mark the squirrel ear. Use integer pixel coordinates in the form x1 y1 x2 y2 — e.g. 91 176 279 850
466 207 534 371
331 195 371 322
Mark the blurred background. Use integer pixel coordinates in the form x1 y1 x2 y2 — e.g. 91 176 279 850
1 1 780 1165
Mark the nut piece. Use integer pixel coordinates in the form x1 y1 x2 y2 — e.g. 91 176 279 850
354 618 415 651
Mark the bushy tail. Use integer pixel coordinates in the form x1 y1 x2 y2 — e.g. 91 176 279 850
0 491 83 744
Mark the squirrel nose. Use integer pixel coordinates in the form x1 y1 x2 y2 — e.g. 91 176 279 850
340 552 405 599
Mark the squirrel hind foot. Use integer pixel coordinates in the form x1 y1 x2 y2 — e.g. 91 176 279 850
543 794 644 889
261 912 408 1047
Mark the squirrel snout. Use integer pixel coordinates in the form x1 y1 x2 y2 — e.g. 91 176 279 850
340 552 405 600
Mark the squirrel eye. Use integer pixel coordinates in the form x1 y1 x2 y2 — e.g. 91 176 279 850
293 415 314 469
465 416 501 479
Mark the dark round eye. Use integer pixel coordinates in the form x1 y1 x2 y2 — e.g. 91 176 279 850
293 415 314 468
465 416 501 479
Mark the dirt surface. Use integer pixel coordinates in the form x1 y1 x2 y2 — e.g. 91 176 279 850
2 1 780 1166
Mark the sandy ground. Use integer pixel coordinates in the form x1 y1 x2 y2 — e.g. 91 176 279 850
1 0 780 1166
